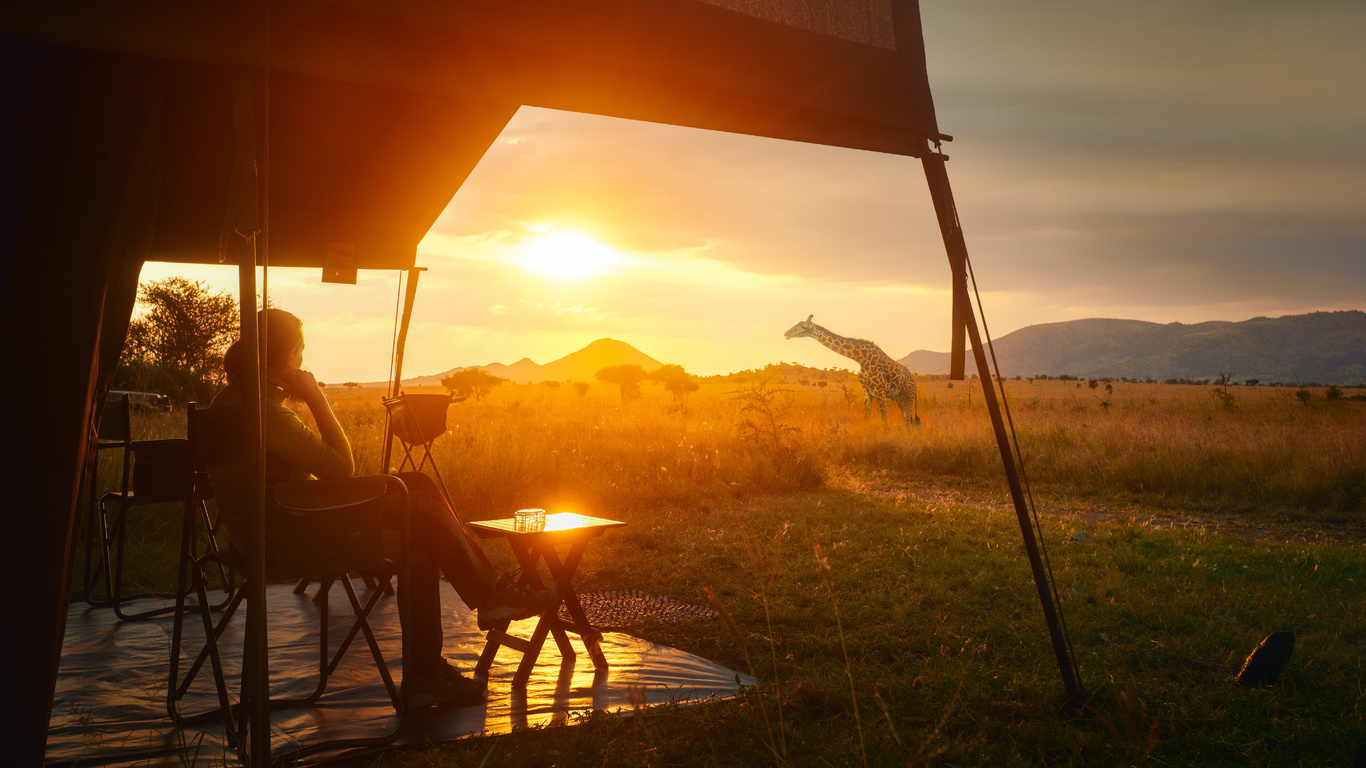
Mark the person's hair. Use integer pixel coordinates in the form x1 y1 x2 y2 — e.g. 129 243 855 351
222 308 304 387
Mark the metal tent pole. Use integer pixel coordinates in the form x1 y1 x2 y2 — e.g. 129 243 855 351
230 65 271 765
921 152 1081 703
382 266 424 473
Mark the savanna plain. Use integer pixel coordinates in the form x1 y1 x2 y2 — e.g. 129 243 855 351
86 375 1366 766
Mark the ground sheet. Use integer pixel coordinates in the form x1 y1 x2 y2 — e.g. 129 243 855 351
46 581 752 766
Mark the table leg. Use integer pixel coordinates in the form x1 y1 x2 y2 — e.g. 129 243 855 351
512 613 553 688
543 541 608 671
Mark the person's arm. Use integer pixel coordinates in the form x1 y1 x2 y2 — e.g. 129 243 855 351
271 369 354 480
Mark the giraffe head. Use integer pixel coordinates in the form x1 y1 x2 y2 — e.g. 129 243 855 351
784 315 817 340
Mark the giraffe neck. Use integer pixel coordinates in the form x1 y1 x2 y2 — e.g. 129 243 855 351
807 324 875 366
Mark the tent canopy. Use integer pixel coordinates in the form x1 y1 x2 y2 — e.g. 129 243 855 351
1 1 958 763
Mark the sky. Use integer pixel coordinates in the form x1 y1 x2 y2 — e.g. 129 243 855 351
140 0 1366 382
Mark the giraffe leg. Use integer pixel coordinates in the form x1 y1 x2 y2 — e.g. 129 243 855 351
863 390 873 421
877 396 889 430
897 394 919 430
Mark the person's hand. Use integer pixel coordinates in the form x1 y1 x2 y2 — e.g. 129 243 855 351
275 368 323 403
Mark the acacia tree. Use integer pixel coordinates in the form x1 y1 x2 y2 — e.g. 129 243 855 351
596 364 647 402
650 363 699 400
116 277 238 402
441 369 510 401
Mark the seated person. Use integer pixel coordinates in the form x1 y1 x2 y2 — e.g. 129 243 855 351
213 308 556 707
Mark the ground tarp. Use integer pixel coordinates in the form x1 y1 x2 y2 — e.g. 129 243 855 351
47 582 753 766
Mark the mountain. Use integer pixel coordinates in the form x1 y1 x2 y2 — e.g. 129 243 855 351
406 338 664 386
898 311 1366 384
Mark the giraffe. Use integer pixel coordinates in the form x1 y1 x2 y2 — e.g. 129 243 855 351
784 315 920 429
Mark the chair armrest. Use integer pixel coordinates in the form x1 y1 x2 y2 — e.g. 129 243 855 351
261 475 410 580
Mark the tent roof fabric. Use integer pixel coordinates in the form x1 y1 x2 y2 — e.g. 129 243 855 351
152 66 516 269
4 0 942 155
702 0 896 49
4 0 944 269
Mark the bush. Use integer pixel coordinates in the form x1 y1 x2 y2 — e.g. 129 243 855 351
115 277 238 403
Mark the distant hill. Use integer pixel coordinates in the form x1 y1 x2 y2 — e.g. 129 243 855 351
898 311 1366 384
406 338 664 386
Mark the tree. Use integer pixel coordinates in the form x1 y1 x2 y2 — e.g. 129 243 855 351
573 381 590 397
441 368 510 401
649 363 699 401
596 364 647 402
116 277 238 402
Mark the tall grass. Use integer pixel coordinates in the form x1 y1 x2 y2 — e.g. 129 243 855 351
75 377 1364 601
821 379 1366 519
334 380 826 522
326 378 1366 523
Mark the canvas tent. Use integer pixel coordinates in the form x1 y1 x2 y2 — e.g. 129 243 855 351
0 1 1075 764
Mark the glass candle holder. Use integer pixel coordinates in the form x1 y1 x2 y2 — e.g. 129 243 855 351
514 508 546 532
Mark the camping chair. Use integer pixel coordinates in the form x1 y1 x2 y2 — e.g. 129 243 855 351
168 405 411 760
81 393 132 606
382 392 462 504
90 401 230 621
291 392 459 599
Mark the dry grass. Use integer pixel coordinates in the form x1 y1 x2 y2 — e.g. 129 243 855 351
316 377 1366 524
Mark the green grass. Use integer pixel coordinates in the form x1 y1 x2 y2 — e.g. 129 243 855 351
339 490 1366 767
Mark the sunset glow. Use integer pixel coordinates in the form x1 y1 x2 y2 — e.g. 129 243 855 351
521 232 618 279
132 2 1366 384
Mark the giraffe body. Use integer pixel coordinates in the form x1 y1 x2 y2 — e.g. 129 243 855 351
785 315 920 429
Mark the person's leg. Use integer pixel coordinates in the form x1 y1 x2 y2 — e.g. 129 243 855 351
397 551 444 675
397 472 499 609
384 479 483 706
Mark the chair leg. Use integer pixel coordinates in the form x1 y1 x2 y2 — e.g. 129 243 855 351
113 497 198 622
82 494 111 606
195 564 239 749
172 574 245 723
341 574 403 710
198 501 233 601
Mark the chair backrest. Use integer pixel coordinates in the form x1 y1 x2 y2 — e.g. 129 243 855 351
188 402 244 470
130 439 195 503
189 401 397 579
97 393 132 444
383 393 452 445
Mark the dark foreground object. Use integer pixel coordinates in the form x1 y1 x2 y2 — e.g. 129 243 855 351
1236 631 1296 687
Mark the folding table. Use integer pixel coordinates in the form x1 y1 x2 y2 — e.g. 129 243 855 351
468 513 626 687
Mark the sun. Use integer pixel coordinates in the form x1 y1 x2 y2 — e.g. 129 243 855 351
522 232 617 279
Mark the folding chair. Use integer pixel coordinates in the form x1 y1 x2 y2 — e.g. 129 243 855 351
382 392 462 502
169 405 411 760
81 393 132 607
91 403 230 621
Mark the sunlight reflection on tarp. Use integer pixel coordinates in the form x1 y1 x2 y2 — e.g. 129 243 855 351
48 582 753 766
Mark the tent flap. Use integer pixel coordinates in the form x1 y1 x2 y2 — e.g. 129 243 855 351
151 66 517 269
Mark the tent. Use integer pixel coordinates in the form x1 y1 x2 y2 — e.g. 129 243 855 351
0 2 1076 764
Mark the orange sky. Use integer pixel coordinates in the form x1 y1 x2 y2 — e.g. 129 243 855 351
139 1 1366 383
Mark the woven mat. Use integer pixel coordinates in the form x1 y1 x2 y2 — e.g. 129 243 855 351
560 589 718 632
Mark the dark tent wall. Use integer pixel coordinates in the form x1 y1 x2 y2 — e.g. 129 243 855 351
0 43 165 762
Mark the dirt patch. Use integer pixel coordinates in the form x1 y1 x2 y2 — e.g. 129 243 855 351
828 470 1366 548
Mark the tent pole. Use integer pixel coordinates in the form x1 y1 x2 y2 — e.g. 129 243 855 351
391 266 424 399
383 266 424 473
921 152 1081 703
231 56 270 766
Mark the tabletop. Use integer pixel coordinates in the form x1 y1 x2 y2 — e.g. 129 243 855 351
468 512 626 539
